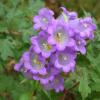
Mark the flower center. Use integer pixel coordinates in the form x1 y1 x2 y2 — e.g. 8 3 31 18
32 58 43 70
32 58 41 65
30 54 43 70
63 56 67 61
43 43 52 51
77 40 81 45
83 23 88 28
43 18 48 23
55 32 62 42
58 54 68 65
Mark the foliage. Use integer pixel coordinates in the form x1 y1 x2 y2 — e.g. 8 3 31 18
0 0 100 100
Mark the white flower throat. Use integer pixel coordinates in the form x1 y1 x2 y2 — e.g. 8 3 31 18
33 58 41 65
55 32 62 42
83 23 88 28
63 56 67 61
42 43 52 50
43 18 48 23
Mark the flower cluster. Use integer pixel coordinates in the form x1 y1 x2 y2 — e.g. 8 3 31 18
14 7 96 92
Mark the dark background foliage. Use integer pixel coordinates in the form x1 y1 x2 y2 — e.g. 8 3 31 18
0 0 100 100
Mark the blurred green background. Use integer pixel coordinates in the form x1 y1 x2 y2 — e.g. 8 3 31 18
0 0 100 100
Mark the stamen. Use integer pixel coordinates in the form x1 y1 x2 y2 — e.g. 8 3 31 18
83 23 88 28
55 32 62 42
78 41 81 45
64 56 67 61
43 18 48 23
43 43 51 50
57 32 62 38
33 59 41 65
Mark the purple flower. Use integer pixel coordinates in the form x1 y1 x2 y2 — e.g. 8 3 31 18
14 57 24 72
33 8 54 31
51 75 64 92
31 31 56 58
74 35 86 54
53 48 76 73
69 17 96 39
14 55 33 80
48 21 75 51
23 50 47 75
33 64 60 84
57 7 77 23
43 75 64 92
14 7 96 93
79 17 96 39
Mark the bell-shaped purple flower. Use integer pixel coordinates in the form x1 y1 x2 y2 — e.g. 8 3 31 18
43 75 64 92
74 35 87 55
14 54 34 80
48 21 75 51
33 8 54 31
14 57 24 72
33 64 60 84
79 17 96 39
69 17 96 39
31 31 56 58
57 7 77 23
23 50 47 75
53 48 76 73
51 75 64 92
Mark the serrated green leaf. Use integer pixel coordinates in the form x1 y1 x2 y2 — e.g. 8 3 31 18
0 38 14 60
78 68 91 100
0 2 6 17
0 22 8 32
87 43 100 66
0 74 14 92
91 82 100 92
28 0 44 15
22 27 37 43
90 71 100 83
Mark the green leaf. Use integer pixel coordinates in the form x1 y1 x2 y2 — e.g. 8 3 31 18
28 0 44 15
91 82 100 92
87 43 100 74
0 22 8 32
0 2 6 17
64 79 73 89
0 74 14 92
19 93 32 100
22 27 37 43
78 68 91 100
82 9 91 17
90 71 100 83
0 38 14 60
0 60 3 70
